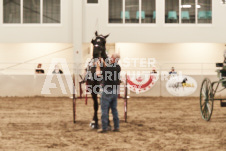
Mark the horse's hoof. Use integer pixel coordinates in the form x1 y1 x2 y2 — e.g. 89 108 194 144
89 121 99 129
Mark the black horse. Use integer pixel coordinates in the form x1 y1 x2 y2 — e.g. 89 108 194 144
86 31 109 129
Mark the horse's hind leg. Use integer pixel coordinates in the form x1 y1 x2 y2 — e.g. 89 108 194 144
108 107 111 127
91 91 99 128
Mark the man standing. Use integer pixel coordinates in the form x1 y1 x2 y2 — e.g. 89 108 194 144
224 50 226 64
96 53 121 133
35 63 45 74
169 67 177 75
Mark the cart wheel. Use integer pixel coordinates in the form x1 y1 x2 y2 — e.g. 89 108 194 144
200 78 214 121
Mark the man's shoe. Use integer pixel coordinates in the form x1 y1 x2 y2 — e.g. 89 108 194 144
97 129 108 133
112 128 120 132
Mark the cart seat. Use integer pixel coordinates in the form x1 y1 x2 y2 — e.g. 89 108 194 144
221 100 226 107
216 69 226 79
220 70 226 78
220 70 226 88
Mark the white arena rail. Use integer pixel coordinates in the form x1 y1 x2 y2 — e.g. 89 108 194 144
0 62 225 97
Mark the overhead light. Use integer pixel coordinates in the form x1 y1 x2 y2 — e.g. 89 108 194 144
196 5 201 8
181 5 192 8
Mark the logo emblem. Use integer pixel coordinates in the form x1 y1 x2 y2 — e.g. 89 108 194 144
166 75 197 96
127 74 159 94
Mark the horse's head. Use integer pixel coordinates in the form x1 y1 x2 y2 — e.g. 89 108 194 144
91 31 109 60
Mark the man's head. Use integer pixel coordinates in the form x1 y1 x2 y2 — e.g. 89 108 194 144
55 65 59 69
37 63 42 68
111 53 120 64
54 64 60 72
171 67 175 72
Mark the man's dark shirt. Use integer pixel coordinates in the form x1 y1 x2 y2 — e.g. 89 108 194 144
35 69 45 74
52 70 63 74
102 64 121 91
169 71 177 74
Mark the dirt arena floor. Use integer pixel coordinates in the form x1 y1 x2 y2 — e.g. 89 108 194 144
0 97 226 151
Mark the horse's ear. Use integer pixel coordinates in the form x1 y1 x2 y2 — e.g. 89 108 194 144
95 31 98 36
104 34 110 39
